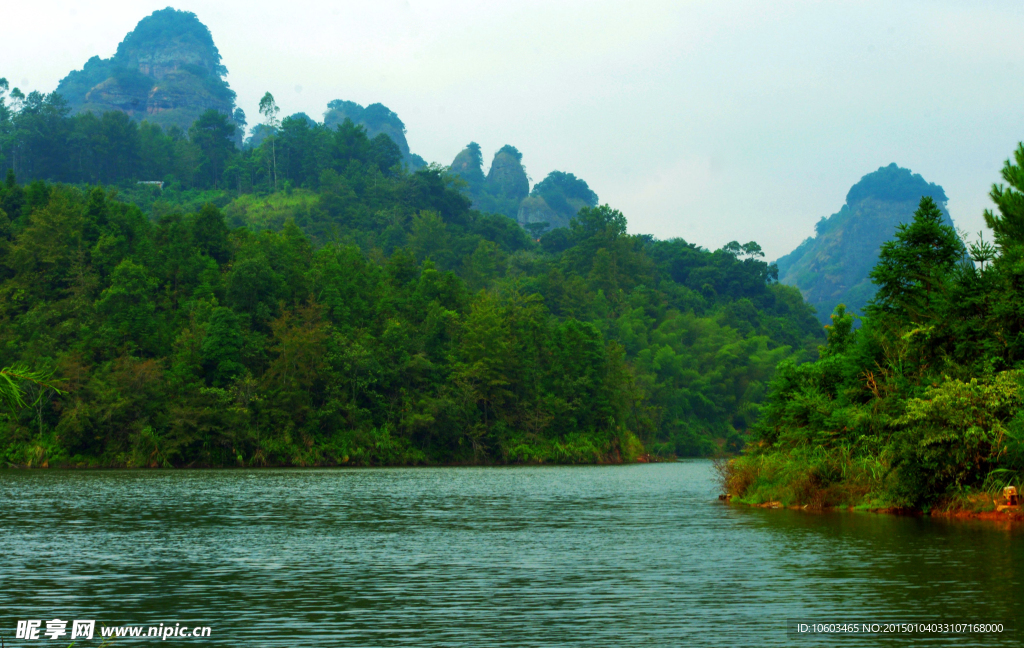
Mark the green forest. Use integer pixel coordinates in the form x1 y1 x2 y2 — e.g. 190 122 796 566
0 84 823 468
726 148 1024 512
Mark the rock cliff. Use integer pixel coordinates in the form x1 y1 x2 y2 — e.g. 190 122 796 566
447 143 523 220
448 144 597 229
485 145 529 202
520 171 598 231
776 163 954 324
55 8 237 132
450 142 486 185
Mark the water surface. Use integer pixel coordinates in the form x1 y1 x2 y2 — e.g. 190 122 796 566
1 462 1020 646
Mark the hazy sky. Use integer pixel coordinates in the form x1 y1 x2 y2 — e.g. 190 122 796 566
4 0 1024 258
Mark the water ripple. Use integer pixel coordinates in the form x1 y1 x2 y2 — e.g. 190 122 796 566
1 463 1020 646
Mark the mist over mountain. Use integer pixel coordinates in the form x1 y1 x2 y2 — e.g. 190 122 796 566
55 8 237 133
775 163 954 323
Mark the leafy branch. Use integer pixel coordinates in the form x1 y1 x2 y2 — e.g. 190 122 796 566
0 364 64 412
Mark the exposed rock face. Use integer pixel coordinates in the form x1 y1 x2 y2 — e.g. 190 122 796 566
55 8 237 132
520 171 598 231
485 145 529 202
446 142 521 220
776 163 954 324
450 142 485 185
447 144 597 230
323 100 424 169
516 196 559 229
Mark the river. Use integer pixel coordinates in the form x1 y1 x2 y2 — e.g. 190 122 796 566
1 462 1020 646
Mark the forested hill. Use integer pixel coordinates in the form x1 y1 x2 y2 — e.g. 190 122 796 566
776 163 953 324
0 6 827 468
0 110 823 466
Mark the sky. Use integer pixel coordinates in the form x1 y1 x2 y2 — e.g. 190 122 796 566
3 0 1024 259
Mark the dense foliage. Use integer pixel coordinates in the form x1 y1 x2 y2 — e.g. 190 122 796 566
845 162 947 206
322 100 423 169
0 100 822 466
728 151 1024 510
0 82 404 196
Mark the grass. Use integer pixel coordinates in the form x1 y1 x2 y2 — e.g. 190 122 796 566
721 447 883 510
721 446 1023 516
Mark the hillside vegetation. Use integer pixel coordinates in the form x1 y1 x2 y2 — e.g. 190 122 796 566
0 93 822 466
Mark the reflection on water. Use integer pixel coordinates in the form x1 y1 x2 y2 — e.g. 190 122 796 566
1 463 1020 646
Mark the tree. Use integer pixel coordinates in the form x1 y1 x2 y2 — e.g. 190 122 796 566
189 110 236 188
202 307 245 387
192 203 231 263
258 92 280 190
524 221 548 239
868 196 965 322
96 259 159 352
0 78 10 170
232 107 247 147
570 205 627 245
984 143 1024 250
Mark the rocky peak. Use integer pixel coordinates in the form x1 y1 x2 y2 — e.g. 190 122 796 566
518 171 598 231
486 145 529 202
450 142 485 185
844 162 947 206
113 8 224 80
448 144 597 230
55 8 236 132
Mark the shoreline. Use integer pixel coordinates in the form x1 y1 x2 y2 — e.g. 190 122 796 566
721 496 1024 524
0 455 678 470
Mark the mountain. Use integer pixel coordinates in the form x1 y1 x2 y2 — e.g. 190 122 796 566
448 143 597 229
519 171 598 232
775 163 953 323
450 142 485 184
448 142 524 220
323 100 425 169
486 145 529 202
55 8 237 133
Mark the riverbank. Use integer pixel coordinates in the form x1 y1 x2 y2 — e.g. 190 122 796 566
721 497 1024 523
718 457 1024 523
0 428 656 469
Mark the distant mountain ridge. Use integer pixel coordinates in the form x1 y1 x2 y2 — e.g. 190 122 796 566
48 7 596 230
776 163 954 323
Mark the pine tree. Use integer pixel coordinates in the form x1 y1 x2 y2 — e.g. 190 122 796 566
984 143 1024 249
868 196 965 323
